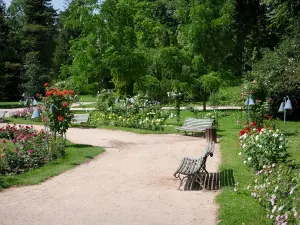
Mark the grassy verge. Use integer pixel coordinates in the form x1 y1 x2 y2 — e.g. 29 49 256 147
216 112 269 224
0 102 23 109
216 112 300 224
78 95 97 102
72 103 96 108
0 142 104 190
5 117 44 125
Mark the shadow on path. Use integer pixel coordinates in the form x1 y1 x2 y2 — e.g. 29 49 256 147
184 169 235 191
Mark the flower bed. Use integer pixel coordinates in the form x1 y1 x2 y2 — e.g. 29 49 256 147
91 90 169 131
0 126 64 175
0 125 46 174
248 164 300 224
13 108 34 119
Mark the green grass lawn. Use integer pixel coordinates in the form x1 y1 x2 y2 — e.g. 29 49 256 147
0 142 104 190
5 117 44 125
208 86 242 106
0 102 23 109
216 112 300 224
78 95 97 102
72 103 97 108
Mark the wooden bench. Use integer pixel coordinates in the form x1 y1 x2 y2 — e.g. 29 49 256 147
72 114 90 125
176 118 214 135
0 111 7 123
173 142 215 190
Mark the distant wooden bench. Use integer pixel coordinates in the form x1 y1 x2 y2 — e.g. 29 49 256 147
176 118 214 135
72 114 90 125
173 142 215 190
0 111 7 123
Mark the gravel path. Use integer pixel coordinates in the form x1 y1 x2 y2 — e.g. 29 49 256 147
0 126 220 225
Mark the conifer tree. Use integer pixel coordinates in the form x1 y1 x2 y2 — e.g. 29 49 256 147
22 0 57 95
0 0 22 100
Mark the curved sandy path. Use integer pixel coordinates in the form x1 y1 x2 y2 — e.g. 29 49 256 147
0 126 220 225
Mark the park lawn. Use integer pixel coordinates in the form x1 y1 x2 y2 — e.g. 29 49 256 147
0 142 104 190
216 112 300 224
5 117 44 125
72 103 97 108
213 86 242 106
0 102 23 109
78 95 97 102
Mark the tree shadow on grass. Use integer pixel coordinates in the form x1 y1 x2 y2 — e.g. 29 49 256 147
285 131 299 137
68 143 94 148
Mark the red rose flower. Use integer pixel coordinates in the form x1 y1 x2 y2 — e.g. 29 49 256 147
68 90 74 95
57 115 64 121
239 130 246 136
36 93 39 97
251 121 257 127
257 126 263 133
46 91 53 96
44 83 49 87
62 102 68 107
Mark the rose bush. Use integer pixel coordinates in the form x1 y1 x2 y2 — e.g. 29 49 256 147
239 122 288 171
0 124 66 174
41 84 76 137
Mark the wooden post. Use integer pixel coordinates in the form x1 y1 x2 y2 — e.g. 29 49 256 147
205 127 217 143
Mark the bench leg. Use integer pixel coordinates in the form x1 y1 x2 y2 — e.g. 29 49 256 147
176 174 189 191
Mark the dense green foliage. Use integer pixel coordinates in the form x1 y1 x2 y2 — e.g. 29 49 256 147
0 0 299 113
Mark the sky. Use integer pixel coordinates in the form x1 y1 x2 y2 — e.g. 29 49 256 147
3 0 67 11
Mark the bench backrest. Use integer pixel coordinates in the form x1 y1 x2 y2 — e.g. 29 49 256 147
0 111 7 118
182 118 214 127
73 114 90 123
201 142 214 158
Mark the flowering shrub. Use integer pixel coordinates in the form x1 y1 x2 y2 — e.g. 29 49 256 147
0 124 64 174
248 164 300 224
239 123 288 171
92 92 169 131
41 83 76 137
91 112 167 131
13 108 34 119
250 99 274 127
167 91 183 123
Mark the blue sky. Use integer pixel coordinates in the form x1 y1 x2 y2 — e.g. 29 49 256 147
3 0 67 11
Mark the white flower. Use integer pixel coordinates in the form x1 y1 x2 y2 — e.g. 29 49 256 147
278 205 284 212
248 157 252 161
279 145 282 149
243 160 247 164
274 186 278 193
239 152 242 156
290 187 295 195
272 205 277 214
272 163 276 168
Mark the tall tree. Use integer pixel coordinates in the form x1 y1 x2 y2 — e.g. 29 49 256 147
22 0 57 95
0 0 22 100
